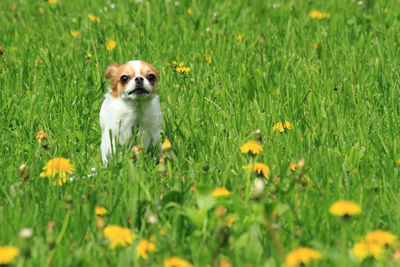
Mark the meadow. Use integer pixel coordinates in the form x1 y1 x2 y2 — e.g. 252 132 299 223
1 0 400 266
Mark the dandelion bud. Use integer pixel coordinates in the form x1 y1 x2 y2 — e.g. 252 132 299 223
219 259 231 267
18 164 29 181
297 158 305 168
215 205 226 218
251 178 265 199
211 13 218 23
19 228 33 239
47 221 56 232
393 249 400 261
300 176 311 187
147 214 158 224
255 129 262 142
96 217 105 230
46 222 56 249
273 173 280 184
161 139 171 151
160 228 166 236
158 156 167 173
289 161 297 172
129 145 142 161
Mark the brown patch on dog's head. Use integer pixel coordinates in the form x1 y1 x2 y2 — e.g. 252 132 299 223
140 61 159 89
104 61 159 97
104 63 119 80
105 63 136 97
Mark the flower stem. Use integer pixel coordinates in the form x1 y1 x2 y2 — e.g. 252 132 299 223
167 160 173 181
47 209 71 267
245 159 255 201
264 215 285 261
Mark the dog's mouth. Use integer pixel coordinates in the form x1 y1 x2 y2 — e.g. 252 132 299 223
128 88 149 96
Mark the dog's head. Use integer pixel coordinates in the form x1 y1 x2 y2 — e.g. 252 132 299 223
104 60 158 100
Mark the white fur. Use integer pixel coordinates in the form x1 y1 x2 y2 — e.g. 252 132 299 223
100 61 162 164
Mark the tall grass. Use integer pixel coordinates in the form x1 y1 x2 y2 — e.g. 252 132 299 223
1 0 400 266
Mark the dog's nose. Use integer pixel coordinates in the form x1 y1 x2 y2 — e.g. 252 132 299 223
135 77 144 84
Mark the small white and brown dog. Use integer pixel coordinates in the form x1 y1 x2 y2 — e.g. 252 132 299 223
99 60 161 164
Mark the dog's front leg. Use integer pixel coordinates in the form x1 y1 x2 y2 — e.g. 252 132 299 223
101 128 117 164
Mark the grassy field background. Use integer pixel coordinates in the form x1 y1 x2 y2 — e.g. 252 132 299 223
1 0 400 266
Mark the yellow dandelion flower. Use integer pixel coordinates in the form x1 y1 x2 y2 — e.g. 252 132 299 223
353 241 385 260
40 157 74 186
242 163 270 179
285 247 323 267
88 14 100 22
352 230 396 260
284 121 292 130
176 67 190 73
300 176 311 187
205 55 212 64
365 230 397 247
368 242 386 259
290 161 297 172
225 217 236 228
106 40 117 51
187 8 192 15
219 259 231 267
329 200 361 217
104 225 134 249
172 61 177 66
162 139 171 151
273 121 292 133
273 122 284 133
240 140 262 155
236 34 244 41
397 158 400 164
36 130 47 141
0 45 3 53
70 31 79 37
313 43 318 49
310 11 330 19
86 53 92 59
0 246 20 265
48 0 57 4
178 62 184 67
138 239 156 260
95 206 107 216
352 241 371 260
212 187 230 197
164 257 193 267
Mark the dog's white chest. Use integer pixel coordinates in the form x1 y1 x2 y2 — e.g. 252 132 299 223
99 93 161 163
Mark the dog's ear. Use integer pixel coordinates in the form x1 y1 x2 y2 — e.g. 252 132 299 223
104 64 119 80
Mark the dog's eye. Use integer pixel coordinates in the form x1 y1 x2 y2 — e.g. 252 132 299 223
120 75 130 84
147 74 156 82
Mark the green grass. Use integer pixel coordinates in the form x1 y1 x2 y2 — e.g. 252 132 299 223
1 0 400 266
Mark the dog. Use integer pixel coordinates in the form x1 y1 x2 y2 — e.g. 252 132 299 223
99 60 161 164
